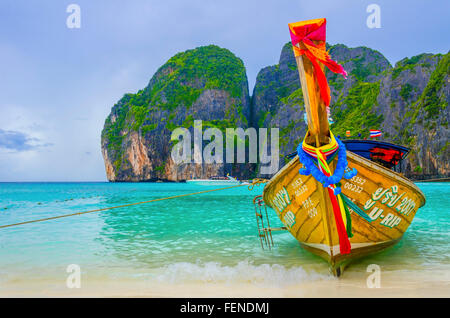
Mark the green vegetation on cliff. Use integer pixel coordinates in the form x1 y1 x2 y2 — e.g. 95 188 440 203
403 52 449 134
392 53 429 80
332 81 383 138
101 45 250 178
416 53 449 119
102 94 132 171
146 45 247 112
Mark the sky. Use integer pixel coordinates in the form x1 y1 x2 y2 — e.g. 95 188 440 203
0 0 448 181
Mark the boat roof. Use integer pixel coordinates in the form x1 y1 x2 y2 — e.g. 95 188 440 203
342 139 410 168
285 139 410 169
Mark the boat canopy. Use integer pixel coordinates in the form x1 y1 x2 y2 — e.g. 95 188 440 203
286 139 409 170
342 139 410 169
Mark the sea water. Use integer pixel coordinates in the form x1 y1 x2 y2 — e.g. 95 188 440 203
0 182 448 296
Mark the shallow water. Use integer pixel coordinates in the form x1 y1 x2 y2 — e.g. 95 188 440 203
0 182 449 296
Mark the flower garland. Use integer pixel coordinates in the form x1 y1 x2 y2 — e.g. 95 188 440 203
297 136 357 194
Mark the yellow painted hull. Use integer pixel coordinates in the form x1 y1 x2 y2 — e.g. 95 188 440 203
263 152 426 275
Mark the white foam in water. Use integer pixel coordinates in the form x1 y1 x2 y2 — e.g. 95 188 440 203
155 260 332 287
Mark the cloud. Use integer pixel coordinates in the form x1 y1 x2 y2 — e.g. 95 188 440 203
0 129 52 152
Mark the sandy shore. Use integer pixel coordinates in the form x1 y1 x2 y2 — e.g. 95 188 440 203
2 268 449 298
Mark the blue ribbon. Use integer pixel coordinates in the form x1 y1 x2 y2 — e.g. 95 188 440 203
297 136 357 194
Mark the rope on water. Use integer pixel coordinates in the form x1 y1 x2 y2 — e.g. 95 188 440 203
0 181 268 230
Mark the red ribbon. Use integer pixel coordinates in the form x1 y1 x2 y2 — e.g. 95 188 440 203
289 19 347 106
327 187 351 255
317 148 351 255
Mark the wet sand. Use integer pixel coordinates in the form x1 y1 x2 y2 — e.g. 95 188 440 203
2 268 449 298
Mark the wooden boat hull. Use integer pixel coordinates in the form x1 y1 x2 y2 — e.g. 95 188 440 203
262 151 426 275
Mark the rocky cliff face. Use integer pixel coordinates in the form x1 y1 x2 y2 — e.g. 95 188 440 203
101 45 252 181
252 43 449 179
102 43 449 181
251 43 393 165
390 53 449 179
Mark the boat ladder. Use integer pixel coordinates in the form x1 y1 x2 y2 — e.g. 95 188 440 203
253 195 287 250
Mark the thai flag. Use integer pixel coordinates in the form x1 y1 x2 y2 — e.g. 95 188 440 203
370 129 382 138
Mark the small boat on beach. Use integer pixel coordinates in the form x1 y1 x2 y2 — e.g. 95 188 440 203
255 18 426 276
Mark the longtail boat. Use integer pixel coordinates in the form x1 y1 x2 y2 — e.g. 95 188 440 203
257 18 426 276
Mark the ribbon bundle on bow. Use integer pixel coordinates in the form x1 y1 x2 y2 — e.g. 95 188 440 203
288 18 347 107
297 132 357 255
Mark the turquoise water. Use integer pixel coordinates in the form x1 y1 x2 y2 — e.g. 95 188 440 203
0 182 449 290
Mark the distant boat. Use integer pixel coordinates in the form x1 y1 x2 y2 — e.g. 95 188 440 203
187 174 247 186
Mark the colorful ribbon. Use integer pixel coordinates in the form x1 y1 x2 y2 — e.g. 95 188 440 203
288 18 347 106
297 132 357 255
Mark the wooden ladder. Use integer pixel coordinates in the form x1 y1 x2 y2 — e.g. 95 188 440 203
253 195 286 250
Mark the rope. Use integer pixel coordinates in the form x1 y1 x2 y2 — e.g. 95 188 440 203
0 181 267 230
247 178 270 190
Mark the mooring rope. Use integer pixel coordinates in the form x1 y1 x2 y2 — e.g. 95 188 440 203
0 181 268 230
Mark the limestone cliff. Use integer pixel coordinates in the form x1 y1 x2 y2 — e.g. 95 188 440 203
252 43 449 179
101 45 251 181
